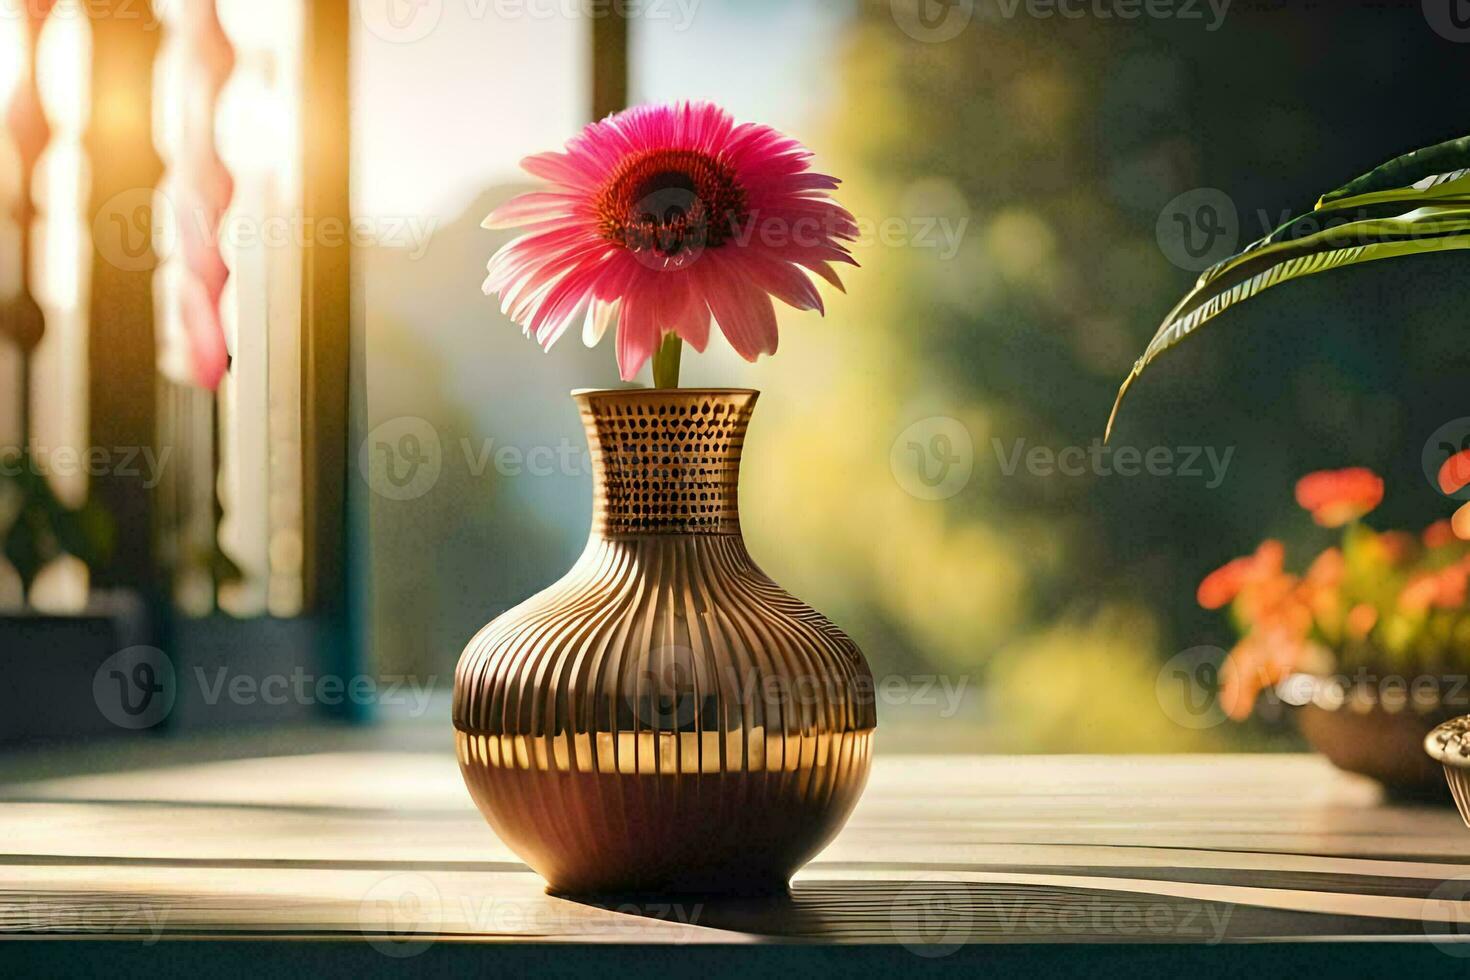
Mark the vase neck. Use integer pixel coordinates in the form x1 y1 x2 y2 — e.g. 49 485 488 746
575 388 759 537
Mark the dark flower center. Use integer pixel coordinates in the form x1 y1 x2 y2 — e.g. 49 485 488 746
596 148 748 257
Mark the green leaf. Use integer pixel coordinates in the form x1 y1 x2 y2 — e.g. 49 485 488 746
0 449 118 589
1107 136 1470 441
1319 134 1470 207
3 508 46 592
54 497 116 570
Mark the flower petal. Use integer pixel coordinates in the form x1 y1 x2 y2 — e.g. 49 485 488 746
1455 501 1470 541
583 299 618 348
740 254 824 314
520 151 597 189
674 299 710 352
482 192 580 230
615 294 660 380
1439 449 1470 495
702 259 778 361
661 279 710 351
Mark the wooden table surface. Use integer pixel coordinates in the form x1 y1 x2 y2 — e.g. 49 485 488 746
4 751 1470 950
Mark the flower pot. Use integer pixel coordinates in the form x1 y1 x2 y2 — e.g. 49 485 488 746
1281 673 1464 801
0 591 153 743
453 388 877 895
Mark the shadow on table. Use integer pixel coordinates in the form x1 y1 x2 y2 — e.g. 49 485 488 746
569 877 1458 944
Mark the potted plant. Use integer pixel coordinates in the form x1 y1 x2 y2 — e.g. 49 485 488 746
1101 133 1470 796
454 101 877 895
1199 465 1470 797
0 449 159 744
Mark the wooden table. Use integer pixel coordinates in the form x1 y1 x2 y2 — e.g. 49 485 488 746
4 750 1470 969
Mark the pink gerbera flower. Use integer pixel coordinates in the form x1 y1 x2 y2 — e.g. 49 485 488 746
481 101 858 381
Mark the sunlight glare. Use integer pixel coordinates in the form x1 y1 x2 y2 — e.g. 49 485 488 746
0 17 26 111
35 13 91 138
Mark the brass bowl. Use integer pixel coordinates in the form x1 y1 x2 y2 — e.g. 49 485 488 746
1281 673 1463 801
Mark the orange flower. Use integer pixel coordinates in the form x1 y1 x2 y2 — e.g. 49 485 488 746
1424 519 1457 549
1218 628 1310 720
1234 562 1303 626
1399 573 1439 615
1246 580 1310 635
1375 530 1416 566
1294 467 1384 527
1434 563 1469 609
1218 649 1265 722
1197 558 1252 610
1303 582 1341 631
1236 543 1304 629
1440 449 1470 496
1345 603 1377 640
1196 539 1285 610
1254 539 1285 574
1305 547 1343 588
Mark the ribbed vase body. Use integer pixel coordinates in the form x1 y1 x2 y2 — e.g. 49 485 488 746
453 388 876 894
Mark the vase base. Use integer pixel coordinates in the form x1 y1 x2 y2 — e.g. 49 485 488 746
456 728 874 898
545 876 792 900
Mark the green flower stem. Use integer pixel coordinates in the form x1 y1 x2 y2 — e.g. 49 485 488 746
652 333 682 389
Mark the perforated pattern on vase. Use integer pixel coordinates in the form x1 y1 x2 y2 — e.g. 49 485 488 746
577 389 756 535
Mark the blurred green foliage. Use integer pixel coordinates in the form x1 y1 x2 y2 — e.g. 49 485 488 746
368 1 1470 753
744 2 1470 750
0 450 115 599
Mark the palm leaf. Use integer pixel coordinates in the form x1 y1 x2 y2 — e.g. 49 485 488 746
1106 135 1470 441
